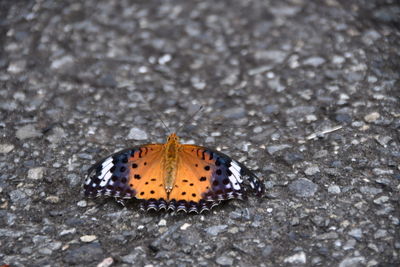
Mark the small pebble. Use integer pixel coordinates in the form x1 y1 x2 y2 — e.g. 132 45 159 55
316 232 338 240
339 257 365 267
348 228 363 240
343 238 356 250
77 200 87 207
45 196 60 203
364 112 380 122
360 186 383 195
191 76 206 90
64 243 104 264
180 223 191 230
284 251 307 264
373 196 389 204
216 255 234 266
7 60 26 73
228 227 239 234
127 128 148 140
222 107 246 119
372 168 393 175
80 235 97 243
304 165 320 176
328 185 341 194
16 124 43 140
51 55 74 69
97 257 114 267
158 219 167 226
303 56 326 67
158 54 172 65
206 225 227 236
374 229 387 239
289 178 318 197
28 167 45 180
267 144 291 155
60 228 76 236
0 143 14 154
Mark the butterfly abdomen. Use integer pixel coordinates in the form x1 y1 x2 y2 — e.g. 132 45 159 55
163 134 180 193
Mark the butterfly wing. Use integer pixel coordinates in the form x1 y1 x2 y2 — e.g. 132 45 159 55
168 145 264 212
83 144 168 208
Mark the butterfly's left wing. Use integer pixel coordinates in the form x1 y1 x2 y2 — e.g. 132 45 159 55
83 144 167 202
168 145 264 212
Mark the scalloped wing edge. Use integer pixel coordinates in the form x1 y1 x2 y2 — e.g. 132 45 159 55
139 198 221 213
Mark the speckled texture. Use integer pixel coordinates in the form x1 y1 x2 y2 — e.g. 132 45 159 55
1 0 399 266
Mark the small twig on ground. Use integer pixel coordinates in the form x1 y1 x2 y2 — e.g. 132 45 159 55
305 125 343 140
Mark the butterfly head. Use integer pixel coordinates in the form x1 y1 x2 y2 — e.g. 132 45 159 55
166 133 180 144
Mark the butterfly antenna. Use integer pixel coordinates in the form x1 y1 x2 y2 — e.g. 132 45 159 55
176 105 204 133
155 109 171 133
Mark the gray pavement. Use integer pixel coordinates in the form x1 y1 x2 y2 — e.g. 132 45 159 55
0 0 399 266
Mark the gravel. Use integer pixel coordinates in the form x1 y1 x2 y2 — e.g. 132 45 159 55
64 243 104 265
215 255 234 266
328 185 341 194
205 225 228 236
27 167 45 180
283 251 307 264
0 144 14 154
15 124 43 140
288 178 319 197
1 0 399 266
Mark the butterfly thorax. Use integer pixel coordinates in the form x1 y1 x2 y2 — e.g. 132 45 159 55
163 133 181 193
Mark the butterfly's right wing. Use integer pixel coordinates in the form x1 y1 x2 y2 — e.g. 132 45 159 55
166 145 264 213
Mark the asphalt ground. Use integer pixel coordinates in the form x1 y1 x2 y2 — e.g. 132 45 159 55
0 0 399 266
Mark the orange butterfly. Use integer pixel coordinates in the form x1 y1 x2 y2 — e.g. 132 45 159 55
83 133 264 213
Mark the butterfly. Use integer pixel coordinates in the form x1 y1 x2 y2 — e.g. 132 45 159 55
83 133 264 213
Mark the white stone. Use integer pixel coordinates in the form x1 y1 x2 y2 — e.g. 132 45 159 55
180 223 191 230
364 112 380 122
60 228 76 236
16 124 42 140
339 257 365 267
80 235 97 242
373 196 389 204
77 200 87 207
28 167 45 180
128 127 148 140
0 144 14 154
284 251 306 264
332 55 345 64
328 185 341 194
216 255 234 266
45 196 60 203
305 165 320 176
7 60 26 73
303 57 326 67
51 55 74 69
97 257 114 267
158 54 172 65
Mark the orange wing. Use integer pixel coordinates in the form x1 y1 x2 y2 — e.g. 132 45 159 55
84 144 168 206
84 143 264 213
167 145 264 212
